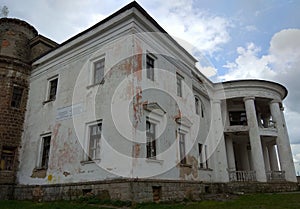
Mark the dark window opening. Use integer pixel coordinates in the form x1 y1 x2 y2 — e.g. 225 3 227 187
229 111 247 126
195 97 200 115
179 132 186 164
146 55 154 81
94 59 105 84
152 186 162 202
146 121 156 158
11 86 23 108
0 147 15 171
41 136 51 169
89 123 102 160
49 78 58 100
198 143 208 169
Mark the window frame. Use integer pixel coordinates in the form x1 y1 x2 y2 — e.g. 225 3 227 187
146 120 156 159
44 75 59 104
82 120 103 162
178 131 186 164
146 54 155 81
0 146 16 171
198 143 209 169
93 58 105 85
176 73 183 97
11 85 24 108
195 96 200 115
37 133 52 169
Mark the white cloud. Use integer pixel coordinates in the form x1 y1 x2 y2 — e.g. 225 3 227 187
220 42 275 81
140 0 232 56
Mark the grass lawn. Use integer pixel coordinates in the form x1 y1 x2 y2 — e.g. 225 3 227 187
0 193 300 209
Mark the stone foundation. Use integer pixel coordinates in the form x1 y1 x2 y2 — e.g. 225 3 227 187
0 179 299 202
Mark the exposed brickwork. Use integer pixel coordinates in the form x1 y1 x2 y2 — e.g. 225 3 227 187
0 18 55 185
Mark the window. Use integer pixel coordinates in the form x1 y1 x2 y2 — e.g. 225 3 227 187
229 111 247 126
198 143 208 169
176 73 183 97
146 55 154 81
179 132 186 164
146 121 156 158
93 59 105 84
11 86 23 108
195 96 200 115
0 147 15 171
48 77 58 101
201 103 204 118
88 123 102 160
41 135 51 169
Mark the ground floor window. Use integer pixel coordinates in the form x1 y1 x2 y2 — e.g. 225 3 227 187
0 147 15 171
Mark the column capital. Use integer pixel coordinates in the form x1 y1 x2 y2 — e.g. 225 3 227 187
243 96 255 102
269 99 281 105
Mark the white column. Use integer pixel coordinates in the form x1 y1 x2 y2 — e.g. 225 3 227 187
270 101 297 182
240 143 250 170
208 100 229 182
244 97 266 181
262 142 271 171
268 144 279 171
225 136 236 171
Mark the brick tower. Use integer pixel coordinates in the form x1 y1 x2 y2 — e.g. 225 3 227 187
0 18 57 190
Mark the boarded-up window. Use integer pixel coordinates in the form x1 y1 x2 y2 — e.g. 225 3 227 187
0 147 15 170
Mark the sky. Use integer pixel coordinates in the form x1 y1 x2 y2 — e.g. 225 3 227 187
1 0 300 175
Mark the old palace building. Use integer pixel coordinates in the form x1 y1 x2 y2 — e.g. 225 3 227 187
0 1 297 202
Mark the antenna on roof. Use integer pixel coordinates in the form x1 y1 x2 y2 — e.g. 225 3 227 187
0 5 9 17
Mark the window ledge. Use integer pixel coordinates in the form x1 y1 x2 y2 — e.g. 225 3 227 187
146 158 164 165
180 163 192 168
80 159 101 165
43 98 55 105
86 80 105 89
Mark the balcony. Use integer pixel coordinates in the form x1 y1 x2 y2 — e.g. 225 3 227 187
228 170 256 182
266 171 285 181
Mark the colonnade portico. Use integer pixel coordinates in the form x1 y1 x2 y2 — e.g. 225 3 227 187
225 96 297 182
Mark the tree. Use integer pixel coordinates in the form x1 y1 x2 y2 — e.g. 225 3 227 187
0 5 9 17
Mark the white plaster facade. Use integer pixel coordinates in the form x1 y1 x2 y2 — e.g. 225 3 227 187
17 2 297 186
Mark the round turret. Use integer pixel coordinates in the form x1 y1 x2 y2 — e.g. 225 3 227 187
0 18 38 184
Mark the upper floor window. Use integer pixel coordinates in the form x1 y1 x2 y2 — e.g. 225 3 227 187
146 120 156 158
146 54 155 81
88 122 102 161
93 58 105 84
229 111 247 126
176 73 183 97
195 96 200 115
11 86 23 108
0 147 15 171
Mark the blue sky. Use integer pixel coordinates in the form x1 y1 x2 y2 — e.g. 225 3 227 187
2 0 300 174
